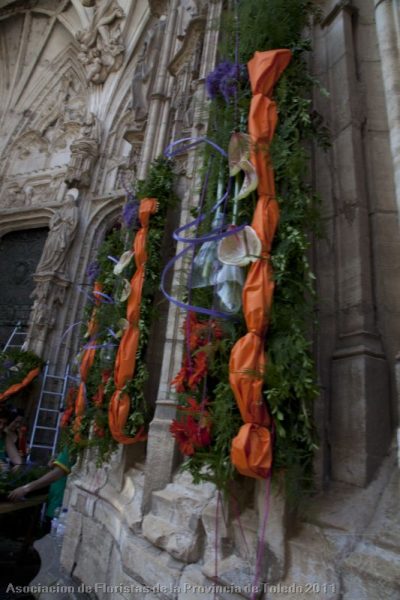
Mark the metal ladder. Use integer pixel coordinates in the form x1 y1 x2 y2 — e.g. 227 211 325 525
2 321 28 352
29 363 71 462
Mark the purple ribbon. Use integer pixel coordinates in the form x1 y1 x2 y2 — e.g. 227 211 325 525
60 321 84 343
251 476 271 600
81 341 118 352
107 328 120 339
93 291 114 304
161 136 247 320
164 136 228 160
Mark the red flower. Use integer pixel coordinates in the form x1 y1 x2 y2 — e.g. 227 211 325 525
93 422 105 438
60 386 78 428
170 412 212 456
188 351 207 389
170 419 196 455
171 364 189 392
197 425 212 447
92 370 111 406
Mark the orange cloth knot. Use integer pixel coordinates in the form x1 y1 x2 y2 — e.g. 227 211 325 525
229 49 291 479
231 423 272 479
108 198 157 444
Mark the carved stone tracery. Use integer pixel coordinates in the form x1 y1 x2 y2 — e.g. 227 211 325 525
76 0 125 84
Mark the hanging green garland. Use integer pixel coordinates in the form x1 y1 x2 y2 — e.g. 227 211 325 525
63 158 176 463
169 0 328 499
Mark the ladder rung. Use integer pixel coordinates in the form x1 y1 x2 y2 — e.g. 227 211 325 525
41 391 63 396
31 444 53 449
35 426 57 431
39 408 59 413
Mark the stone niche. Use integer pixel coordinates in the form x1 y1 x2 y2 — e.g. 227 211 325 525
0 227 48 346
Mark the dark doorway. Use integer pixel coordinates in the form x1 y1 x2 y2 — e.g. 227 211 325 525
0 228 48 347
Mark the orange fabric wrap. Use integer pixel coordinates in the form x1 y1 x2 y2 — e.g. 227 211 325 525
0 367 40 403
72 281 102 441
108 198 157 444
229 49 291 478
231 423 272 479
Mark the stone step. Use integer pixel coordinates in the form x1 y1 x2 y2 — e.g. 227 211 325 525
142 514 203 563
342 541 400 600
142 476 216 563
149 484 214 529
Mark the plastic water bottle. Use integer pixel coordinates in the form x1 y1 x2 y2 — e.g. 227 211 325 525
50 507 61 538
56 507 68 546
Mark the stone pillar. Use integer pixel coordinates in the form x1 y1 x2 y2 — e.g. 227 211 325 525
375 0 400 222
317 1 391 487
141 0 223 512
375 0 400 458
27 273 71 358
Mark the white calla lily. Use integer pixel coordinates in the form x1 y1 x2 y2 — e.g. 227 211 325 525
113 250 134 275
217 226 262 267
116 318 129 338
119 279 131 302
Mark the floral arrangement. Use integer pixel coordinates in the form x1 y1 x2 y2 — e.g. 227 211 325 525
62 157 176 462
0 349 44 400
0 464 48 499
169 0 328 499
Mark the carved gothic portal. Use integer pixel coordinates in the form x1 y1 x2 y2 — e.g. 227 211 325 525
0 228 48 346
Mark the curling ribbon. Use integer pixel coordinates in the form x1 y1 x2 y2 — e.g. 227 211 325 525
161 137 246 320
72 281 102 442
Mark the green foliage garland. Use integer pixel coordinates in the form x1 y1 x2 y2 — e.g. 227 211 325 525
171 0 327 499
0 465 48 499
64 158 176 463
0 349 44 395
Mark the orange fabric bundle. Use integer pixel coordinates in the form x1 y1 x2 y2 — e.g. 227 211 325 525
72 281 102 442
229 49 291 479
108 198 158 444
0 367 40 403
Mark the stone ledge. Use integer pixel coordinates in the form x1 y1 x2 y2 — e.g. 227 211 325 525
120 530 185 591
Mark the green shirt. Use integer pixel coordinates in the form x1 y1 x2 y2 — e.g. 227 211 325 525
45 447 73 518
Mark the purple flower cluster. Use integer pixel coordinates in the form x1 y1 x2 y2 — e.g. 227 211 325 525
122 197 139 229
86 261 100 283
205 61 247 103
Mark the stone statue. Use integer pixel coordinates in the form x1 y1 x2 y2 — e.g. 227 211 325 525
23 186 34 206
76 0 125 84
36 189 79 275
176 0 199 40
130 18 166 123
66 113 101 187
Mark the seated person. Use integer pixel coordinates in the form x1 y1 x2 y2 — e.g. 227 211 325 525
0 405 23 471
8 447 73 534
5 408 28 462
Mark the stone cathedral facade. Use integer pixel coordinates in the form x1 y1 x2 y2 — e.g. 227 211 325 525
0 0 399 598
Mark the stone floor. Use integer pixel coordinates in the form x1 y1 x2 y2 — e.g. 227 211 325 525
0 536 39 600
2 457 400 600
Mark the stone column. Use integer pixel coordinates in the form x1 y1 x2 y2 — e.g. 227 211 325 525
317 1 391 487
375 0 400 442
375 0 400 221
142 0 223 512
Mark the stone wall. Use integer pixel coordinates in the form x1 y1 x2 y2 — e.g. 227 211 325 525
312 0 400 488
